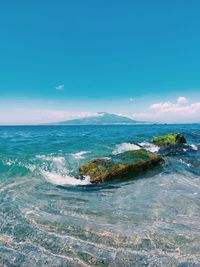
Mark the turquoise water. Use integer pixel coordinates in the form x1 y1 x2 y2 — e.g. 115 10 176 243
0 125 200 266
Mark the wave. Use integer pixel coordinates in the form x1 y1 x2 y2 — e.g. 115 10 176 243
71 151 91 159
112 142 160 155
36 153 91 185
112 141 197 155
112 143 140 154
178 159 192 168
41 171 91 186
36 155 65 164
189 144 198 151
138 142 160 153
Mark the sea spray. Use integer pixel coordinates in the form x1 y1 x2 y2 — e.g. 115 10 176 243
41 171 91 185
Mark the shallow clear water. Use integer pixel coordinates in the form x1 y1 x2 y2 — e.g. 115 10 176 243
0 125 200 266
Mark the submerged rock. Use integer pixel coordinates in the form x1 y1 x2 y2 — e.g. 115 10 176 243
152 133 187 147
79 149 163 183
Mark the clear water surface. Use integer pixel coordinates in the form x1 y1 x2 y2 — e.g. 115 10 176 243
0 125 200 266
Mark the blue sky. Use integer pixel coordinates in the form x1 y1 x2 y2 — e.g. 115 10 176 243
0 0 200 124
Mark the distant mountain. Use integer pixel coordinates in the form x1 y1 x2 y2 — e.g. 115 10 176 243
52 112 146 125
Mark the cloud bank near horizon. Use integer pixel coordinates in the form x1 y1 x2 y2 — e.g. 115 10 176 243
0 96 199 124
132 96 200 123
0 107 102 125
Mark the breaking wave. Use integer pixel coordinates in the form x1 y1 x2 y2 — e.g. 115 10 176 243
113 141 160 154
41 171 91 186
190 144 198 151
138 141 160 153
71 151 91 159
35 154 91 185
112 143 140 154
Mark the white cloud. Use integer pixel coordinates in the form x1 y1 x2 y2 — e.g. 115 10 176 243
131 96 200 123
150 101 172 111
149 97 200 114
177 96 188 104
55 84 64 91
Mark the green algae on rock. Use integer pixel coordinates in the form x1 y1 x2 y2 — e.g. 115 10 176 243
152 133 187 147
79 149 163 183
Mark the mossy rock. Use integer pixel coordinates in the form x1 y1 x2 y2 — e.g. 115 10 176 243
79 149 163 183
152 133 186 147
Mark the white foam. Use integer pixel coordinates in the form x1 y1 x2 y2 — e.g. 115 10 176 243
190 144 198 151
113 142 160 155
99 157 111 160
42 171 91 186
36 155 65 164
71 151 91 159
139 142 160 153
179 159 192 168
36 155 51 160
5 159 15 166
112 143 141 155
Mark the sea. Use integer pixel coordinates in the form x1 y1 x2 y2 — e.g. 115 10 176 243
0 124 200 267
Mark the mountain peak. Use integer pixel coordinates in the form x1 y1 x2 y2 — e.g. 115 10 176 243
52 113 145 125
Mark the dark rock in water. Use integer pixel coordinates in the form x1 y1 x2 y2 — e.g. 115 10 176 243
158 143 197 157
158 144 186 156
79 149 163 183
152 133 187 147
